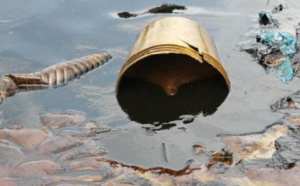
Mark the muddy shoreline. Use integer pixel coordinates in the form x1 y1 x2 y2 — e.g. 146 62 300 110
1 0 300 185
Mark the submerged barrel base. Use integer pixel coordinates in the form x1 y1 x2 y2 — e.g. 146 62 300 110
117 75 229 124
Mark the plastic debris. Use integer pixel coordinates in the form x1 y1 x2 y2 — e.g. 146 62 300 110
259 11 274 25
240 4 300 83
258 30 297 57
275 56 294 83
251 30 297 83
262 50 294 83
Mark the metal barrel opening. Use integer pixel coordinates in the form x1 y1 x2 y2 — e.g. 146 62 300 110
116 17 230 124
116 17 230 95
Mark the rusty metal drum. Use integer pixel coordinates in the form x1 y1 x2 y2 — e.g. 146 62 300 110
116 16 230 96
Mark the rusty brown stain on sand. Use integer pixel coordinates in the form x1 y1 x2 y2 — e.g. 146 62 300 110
96 158 199 176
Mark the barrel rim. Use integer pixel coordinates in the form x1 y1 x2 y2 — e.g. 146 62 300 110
115 44 230 94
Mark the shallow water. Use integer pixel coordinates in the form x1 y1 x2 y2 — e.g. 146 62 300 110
1 0 300 171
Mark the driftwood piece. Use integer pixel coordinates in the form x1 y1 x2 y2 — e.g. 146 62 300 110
0 53 112 102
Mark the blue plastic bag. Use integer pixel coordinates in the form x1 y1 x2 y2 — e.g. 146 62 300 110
257 30 296 83
259 30 297 57
275 56 294 83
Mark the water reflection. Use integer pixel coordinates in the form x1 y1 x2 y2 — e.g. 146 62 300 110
117 75 229 129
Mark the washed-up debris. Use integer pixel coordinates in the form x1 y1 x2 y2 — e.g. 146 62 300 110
258 30 296 57
266 51 294 82
271 90 300 112
118 4 186 19
0 53 112 104
272 4 284 14
241 4 299 83
192 144 233 169
193 144 206 155
259 11 278 26
207 148 233 169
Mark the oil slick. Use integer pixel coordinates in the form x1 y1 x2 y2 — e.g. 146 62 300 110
0 109 299 185
117 76 229 125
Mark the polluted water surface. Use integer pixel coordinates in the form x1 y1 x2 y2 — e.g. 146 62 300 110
1 0 300 185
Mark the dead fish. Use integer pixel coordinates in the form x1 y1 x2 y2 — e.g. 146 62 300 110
123 54 220 96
